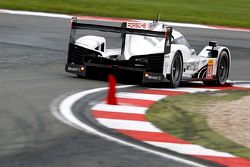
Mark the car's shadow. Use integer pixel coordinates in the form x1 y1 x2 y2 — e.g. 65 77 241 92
70 71 215 89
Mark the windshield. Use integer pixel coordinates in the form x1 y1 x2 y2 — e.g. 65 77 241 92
173 36 191 49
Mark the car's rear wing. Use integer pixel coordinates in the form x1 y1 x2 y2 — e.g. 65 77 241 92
69 17 172 54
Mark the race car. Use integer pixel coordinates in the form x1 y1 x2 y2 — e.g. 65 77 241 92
65 17 230 88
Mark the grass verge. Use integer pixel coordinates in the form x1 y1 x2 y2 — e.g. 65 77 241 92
146 90 250 159
0 0 250 28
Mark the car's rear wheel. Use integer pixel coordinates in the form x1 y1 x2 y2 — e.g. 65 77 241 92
203 50 230 86
167 52 183 88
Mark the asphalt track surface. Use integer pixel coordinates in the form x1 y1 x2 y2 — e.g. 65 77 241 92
0 13 249 167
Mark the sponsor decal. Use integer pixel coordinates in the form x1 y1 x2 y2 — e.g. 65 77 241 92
164 55 170 58
201 59 207 64
127 22 149 30
145 73 162 80
67 66 79 72
208 59 214 66
148 75 161 80
206 59 215 79
185 62 199 71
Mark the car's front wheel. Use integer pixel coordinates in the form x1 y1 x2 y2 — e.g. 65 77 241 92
203 50 230 86
167 52 183 88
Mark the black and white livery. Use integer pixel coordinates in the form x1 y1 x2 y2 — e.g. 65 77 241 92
65 17 231 87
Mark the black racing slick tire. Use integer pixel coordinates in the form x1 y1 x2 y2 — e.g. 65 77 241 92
203 50 230 86
167 52 183 88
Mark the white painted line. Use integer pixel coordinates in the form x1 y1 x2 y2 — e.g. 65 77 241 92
233 84 250 88
149 87 218 93
92 103 147 114
52 85 206 167
96 118 162 132
146 141 235 157
228 80 250 88
117 92 166 101
139 20 212 29
1 9 250 32
0 9 71 19
231 80 250 83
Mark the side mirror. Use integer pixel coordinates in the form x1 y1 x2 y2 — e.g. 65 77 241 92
209 41 218 50
191 49 196 55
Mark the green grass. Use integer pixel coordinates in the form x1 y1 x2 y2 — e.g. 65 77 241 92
0 0 250 28
146 90 250 159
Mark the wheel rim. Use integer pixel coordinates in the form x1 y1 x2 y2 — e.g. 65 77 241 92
218 56 228 82
172 57 181 82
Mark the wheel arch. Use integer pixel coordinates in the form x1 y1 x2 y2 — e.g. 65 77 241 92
166 50 183 88
163 49 183 76
217 47 231 74
221 48 231 67
176 50 183 63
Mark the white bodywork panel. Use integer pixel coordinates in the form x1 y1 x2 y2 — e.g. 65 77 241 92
75 36 106 50
123 35 165 59
123 23 165 60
